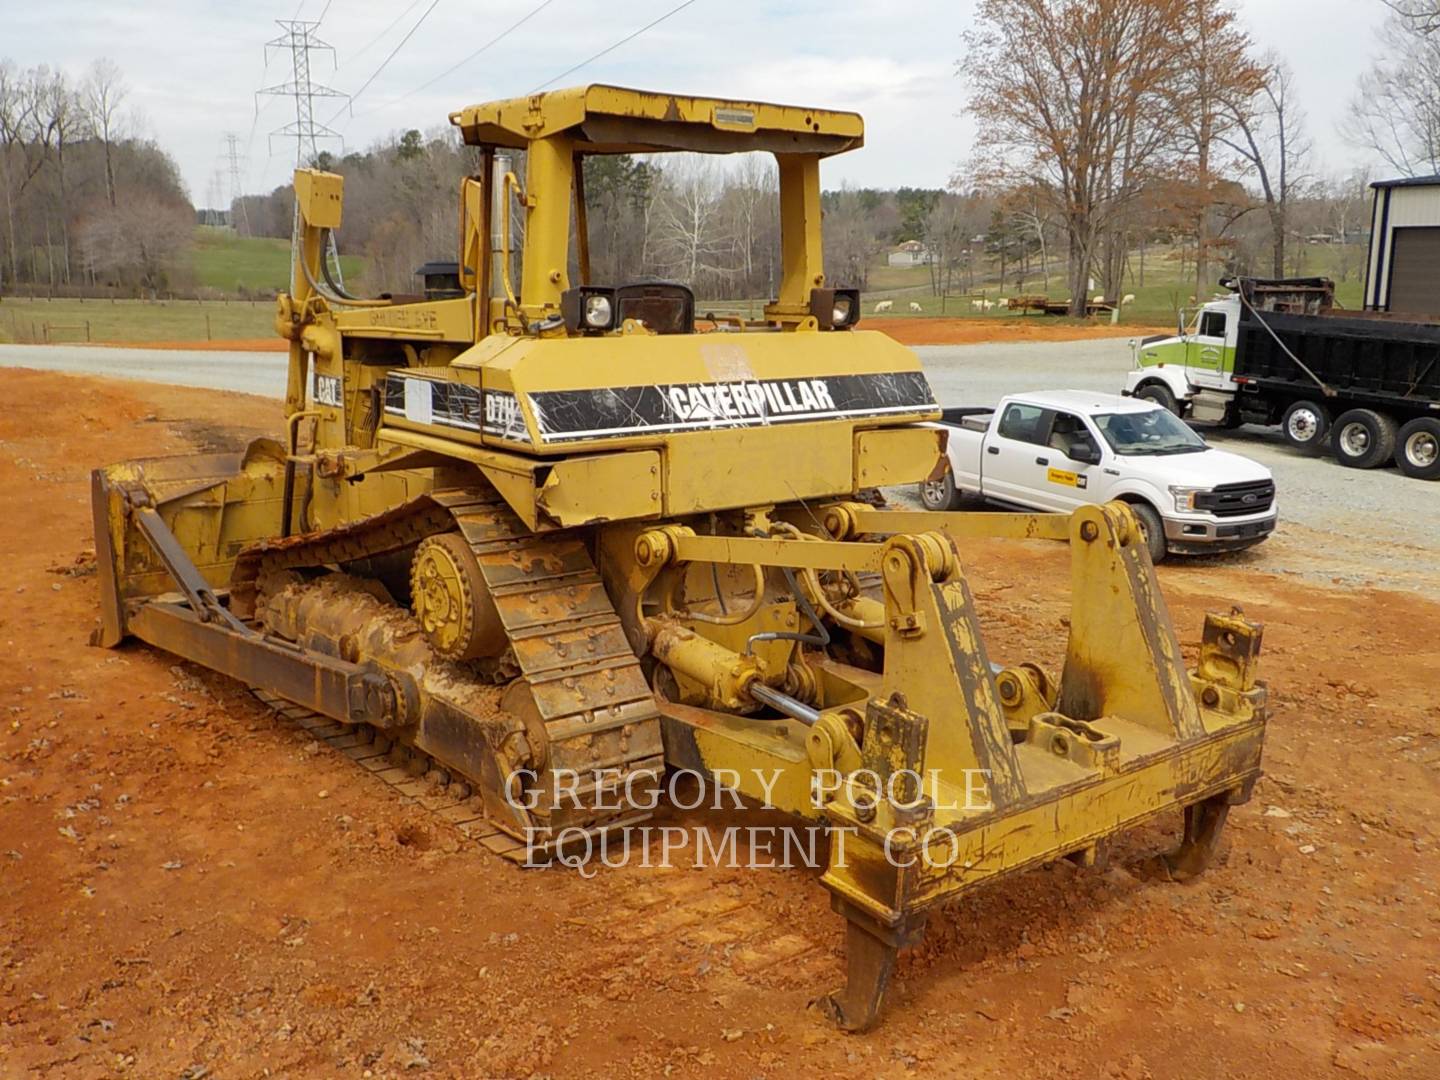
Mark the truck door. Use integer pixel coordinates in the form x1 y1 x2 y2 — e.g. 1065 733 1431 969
1035 411 1104 511
984 402 1054 507
1185 308 1232 389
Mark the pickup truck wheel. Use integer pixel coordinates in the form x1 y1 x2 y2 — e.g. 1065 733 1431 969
1333 408 1398 469
1280 399 1330 453
1135 382 1180 416
1396 417 1440 479
1126 501 1168 564
919 472 960 511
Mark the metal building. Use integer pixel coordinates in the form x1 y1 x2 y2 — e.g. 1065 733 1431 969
1365 175 1440 315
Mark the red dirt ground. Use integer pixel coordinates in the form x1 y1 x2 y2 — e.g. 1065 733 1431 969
872 317 1168 347
1 370 1437 1078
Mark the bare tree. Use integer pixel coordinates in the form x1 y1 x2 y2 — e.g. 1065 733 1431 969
964 0 1193 314
822 187 889 292
652 156 735 293
0 63 58 286
1172 0 1265 296
1221 55 1311 277
1345 12 1440 176
1001 184 1057 290
77 193 192 291
81 58 127 208
1383 0 1440 34
38 67 83 284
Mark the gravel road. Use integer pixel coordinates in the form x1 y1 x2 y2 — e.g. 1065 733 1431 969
5 337 1434 595
0 343 286 397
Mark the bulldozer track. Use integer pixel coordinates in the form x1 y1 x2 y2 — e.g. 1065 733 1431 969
243 486 665 859
250 687 534 861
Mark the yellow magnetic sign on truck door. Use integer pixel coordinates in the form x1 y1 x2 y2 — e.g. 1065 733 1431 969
1048 467 1078 487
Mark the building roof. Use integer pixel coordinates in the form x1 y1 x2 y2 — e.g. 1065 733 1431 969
1370 174 1440 189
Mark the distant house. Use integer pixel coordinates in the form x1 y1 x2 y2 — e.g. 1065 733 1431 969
887 240 932 267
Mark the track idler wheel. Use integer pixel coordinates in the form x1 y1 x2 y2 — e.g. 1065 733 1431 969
410 532 504 661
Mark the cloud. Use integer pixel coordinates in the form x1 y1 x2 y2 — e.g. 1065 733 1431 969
5 0 1385 203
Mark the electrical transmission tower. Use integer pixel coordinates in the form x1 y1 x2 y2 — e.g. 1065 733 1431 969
256 20 348 166
222 132 251 235
255 19 348 290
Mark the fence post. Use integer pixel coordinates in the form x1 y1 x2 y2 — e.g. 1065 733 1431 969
206 313 212 341
86 320 91 343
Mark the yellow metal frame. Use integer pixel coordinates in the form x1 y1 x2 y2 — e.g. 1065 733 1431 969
614 500 1265 1029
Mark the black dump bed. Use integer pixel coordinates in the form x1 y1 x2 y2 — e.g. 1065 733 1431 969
1228 277 1440 406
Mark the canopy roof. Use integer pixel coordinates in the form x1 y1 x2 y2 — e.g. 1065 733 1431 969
450 84 864 157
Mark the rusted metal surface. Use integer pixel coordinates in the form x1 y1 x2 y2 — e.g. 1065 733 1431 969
131 602 394 726
232 488 665 855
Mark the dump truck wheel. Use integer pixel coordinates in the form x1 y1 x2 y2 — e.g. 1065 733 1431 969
1332 408 1398 470
1135 382 1180 416
410 532 504 660
1127 501 1167 565
919 472 960 511
1395 417 1440 480
1280 399 1329 453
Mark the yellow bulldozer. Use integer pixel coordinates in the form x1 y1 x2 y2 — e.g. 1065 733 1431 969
92 85 1267 1030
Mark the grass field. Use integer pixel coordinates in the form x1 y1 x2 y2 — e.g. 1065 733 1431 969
0 239 1371 346
192 226 364 295
0 297 274 345
863 242 1368 322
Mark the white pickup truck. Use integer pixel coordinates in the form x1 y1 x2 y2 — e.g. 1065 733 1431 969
919 390 1277 562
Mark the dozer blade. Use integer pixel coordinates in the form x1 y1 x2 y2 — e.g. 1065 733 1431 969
91 437 293 646
633 501 1267 1030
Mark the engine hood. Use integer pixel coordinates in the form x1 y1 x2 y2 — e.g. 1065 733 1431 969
1116 446 1272 488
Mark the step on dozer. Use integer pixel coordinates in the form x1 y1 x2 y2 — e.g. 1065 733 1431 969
92 84 1266 1030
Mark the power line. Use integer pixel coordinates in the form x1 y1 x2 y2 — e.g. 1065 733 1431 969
530 0 702 93
357 0 559 120
334 0 428 75
328 0 441 124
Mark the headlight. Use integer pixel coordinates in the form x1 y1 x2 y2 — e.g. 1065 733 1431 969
560 286 617 334
1169 485 1207 512
808 287 860 330
583 294 612 328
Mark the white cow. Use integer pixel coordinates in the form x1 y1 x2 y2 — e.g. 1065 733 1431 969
908 301 923 312
982 299 995 311
1121 293 1136 305
873 300 894 313
996 297 1009 309
1093 294 1105 304
971 299 985 311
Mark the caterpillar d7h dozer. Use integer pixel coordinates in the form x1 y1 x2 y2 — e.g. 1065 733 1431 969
92 85 1267 1030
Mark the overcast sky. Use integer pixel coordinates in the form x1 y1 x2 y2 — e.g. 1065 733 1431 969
8 0 1391 205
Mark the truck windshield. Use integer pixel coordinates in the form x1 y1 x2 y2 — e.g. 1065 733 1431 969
1093 409 1209 455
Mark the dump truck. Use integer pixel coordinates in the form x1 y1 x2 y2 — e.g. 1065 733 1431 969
1124 276 1440 479
92 85 1267 1030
